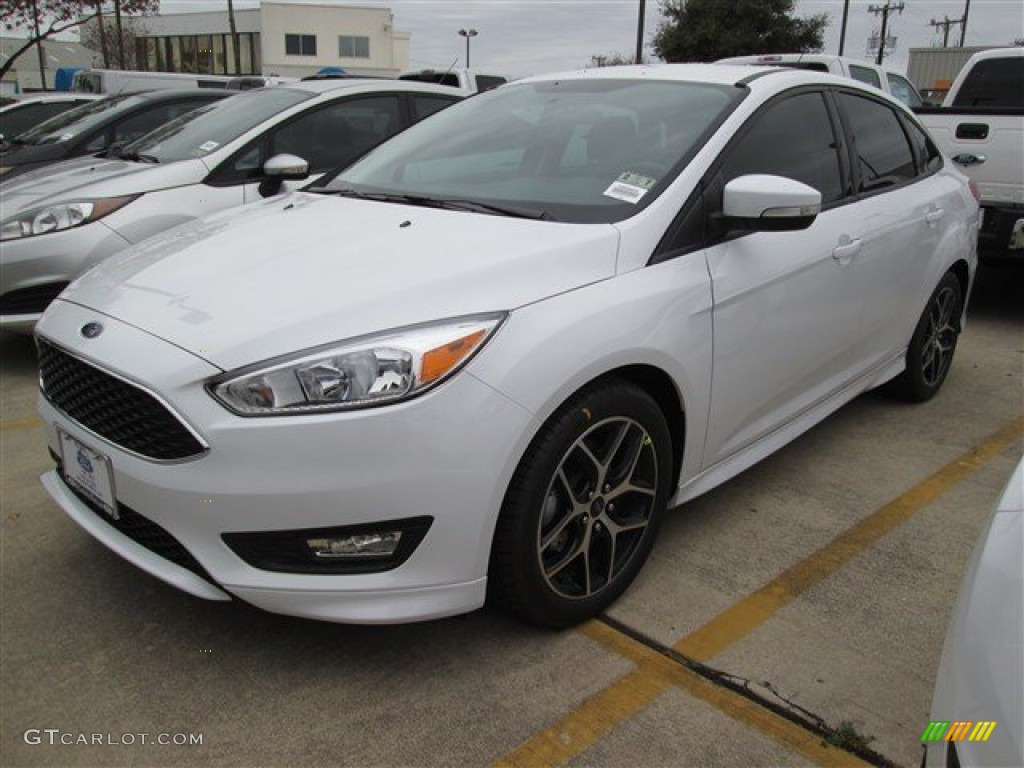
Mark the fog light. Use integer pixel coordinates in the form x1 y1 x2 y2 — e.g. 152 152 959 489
306 532 402 558
222 516 432 574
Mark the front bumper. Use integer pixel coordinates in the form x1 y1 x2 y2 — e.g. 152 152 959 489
36 300 537 624
0 220 130 332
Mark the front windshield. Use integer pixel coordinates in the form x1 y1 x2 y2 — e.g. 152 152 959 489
16 94 140 146
128 88 312 163
320 79 740 223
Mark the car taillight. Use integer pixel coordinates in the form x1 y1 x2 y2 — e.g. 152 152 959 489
968 179 981 202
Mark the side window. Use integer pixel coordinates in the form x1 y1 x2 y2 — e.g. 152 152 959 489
952 58 1024 108
270 96 402 173
111 102 201 145
718 91 844 205
837 92 917 192
904 119 943 175
848 65 882 89
0 103 71 138
475 75 507 92
411 95 458 122
886 73 922 108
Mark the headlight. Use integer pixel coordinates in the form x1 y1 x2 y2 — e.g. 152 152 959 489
209 313 506 416
0 195 138 241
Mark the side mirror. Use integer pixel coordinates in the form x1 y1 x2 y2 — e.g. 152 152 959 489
259 153 310 198
722 174 821 232
263 153 309 181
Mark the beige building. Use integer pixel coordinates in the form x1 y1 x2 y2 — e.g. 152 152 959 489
80 2 410 79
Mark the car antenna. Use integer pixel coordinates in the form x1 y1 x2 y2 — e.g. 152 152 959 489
441 57 459 80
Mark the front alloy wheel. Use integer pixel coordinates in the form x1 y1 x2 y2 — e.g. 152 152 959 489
489 380 673 628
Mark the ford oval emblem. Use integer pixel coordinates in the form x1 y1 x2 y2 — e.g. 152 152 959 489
80 322 104 339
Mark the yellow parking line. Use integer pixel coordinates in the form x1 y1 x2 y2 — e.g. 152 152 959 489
0 416 43 433
494 414 1023 768
674 413 1024 662
497 620 870 768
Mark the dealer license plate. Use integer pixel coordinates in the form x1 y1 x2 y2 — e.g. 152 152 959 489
58 429 117 519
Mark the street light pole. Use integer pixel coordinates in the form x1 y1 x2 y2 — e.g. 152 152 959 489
458 28 478 68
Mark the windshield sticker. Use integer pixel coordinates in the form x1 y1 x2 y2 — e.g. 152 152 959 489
617 171 657 190
59 133 75 142
198 140 219 153
603 171 657 204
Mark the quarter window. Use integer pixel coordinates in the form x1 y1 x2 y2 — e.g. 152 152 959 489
838 92 916 192
719 91 845 205
338 36 369 58
285 34 317 56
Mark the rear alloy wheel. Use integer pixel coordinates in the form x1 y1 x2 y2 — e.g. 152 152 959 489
489 381 673 628
894 271 963 402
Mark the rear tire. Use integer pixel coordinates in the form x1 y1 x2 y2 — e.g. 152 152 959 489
488 380 673 628
892 271 963 402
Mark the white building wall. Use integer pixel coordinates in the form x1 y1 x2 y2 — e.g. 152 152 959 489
128 10 262 36
260 3 409 78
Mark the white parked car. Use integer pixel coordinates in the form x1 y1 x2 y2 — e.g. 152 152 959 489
925 459 1023 768
35 64 979 627
0 79 461 331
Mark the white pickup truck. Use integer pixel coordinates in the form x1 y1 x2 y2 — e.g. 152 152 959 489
914 48 1024 262
397 68 507 94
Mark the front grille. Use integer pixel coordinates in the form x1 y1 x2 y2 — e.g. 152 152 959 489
0 282 69 315
57 465 214 584
38 339 206 461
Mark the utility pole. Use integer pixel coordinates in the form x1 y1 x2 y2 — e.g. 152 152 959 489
635 0 646 64
867 1 904 65
929 16 962 47
838 0 851 55
959 0 972 46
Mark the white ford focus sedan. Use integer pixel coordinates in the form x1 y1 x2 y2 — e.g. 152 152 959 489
35 65 979 627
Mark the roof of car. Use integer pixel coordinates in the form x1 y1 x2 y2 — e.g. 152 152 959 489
278 78 468 97
514 62 899 98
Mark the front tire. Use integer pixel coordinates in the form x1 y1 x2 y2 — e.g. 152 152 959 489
488 380 674 628
893 271 963 402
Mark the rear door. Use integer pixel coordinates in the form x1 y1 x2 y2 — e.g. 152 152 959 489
833 90 957 365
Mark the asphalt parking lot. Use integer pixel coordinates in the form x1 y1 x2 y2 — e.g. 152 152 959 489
2 265 1021 768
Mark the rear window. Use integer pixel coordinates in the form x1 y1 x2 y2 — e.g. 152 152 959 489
953 58 1024 108
398 71 461 88
848 65 882 89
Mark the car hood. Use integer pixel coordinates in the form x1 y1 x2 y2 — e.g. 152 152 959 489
58 191 620 371
0 155 205 211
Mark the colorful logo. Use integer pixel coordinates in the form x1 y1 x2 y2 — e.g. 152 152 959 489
921 721 997 743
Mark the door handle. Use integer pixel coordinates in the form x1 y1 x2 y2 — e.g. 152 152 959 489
953 153 986 166
832 239 861 265
925 208 945 224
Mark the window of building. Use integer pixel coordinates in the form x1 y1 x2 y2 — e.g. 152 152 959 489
286 33 317 56
338 35 370 58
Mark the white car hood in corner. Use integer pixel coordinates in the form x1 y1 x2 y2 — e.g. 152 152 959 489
58 192 620 370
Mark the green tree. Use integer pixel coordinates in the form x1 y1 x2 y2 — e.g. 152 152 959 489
654 0 827 62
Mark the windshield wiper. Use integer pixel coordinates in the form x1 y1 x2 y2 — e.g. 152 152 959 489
322 188 552 220
102 143 159 163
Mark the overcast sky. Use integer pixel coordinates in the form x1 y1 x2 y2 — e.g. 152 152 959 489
98 1 1024 77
